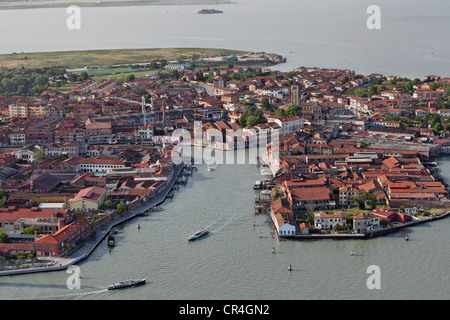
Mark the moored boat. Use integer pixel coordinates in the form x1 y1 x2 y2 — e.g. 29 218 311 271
188 229 209 241
107 232 115 247
107 278 146 290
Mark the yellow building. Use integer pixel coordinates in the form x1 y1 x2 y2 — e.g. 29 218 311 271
8 104 46 118
9 191 75 203
68 186 107 211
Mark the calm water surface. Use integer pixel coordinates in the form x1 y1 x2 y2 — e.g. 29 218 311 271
1 0 450 300
0 0 449 77
1 152 450 300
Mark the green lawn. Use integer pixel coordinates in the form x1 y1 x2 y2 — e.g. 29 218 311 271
0 48 248 69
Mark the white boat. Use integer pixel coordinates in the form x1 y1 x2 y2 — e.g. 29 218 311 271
107 278 146 290
253 180 263 189
188 229 209 241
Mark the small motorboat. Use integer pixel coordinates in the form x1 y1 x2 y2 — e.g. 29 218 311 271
405 235 409 241
107 278 146 290
188 229 209 241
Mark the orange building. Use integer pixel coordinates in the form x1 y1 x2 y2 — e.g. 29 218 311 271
33 218 90 257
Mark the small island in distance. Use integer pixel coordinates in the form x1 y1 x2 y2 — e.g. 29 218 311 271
198 9 223 14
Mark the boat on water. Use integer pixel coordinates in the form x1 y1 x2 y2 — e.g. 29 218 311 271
107 278 146 290
107 232 115 247
188 229 209 241
253 180 263 189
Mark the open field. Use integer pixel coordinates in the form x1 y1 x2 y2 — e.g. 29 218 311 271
0 48 249 69
0 0 233 10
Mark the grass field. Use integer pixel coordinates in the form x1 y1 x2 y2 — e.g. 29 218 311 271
0 48 248 69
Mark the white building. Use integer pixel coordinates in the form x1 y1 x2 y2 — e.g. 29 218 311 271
44 143 62 157
266 115 304 136
15 146 37 163
271 212 296 237
76 158 126 173
10 132 26 146
314 212 346 230
138 124 154 143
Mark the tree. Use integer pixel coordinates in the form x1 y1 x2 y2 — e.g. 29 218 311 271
22 225 40 235
68 73 78 83
305 203 315 228
117 201 126 214
32 148 45 164
434 122 443 135
286 104 302 117
0 230 8 243
80 71 89 81
270 185 284 201
126 74 135 82
104 200 116 209
350 194 366 210
274 108 286 117
368 194 377 210
238 104 266 128
261 97 270 110
445 85 450 97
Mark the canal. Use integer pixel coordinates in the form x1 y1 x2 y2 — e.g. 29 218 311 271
1 152 450 300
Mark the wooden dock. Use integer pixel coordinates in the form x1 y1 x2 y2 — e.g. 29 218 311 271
254 195 271 214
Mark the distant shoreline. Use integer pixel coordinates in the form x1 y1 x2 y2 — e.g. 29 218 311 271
0 47 251 69
0 0 234 10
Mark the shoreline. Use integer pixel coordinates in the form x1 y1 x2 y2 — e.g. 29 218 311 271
280 211 450 240
0 163 187 277
260 152 450 241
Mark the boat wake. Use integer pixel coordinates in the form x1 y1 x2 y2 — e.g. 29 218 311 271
207 209 240 234
35 288 109 300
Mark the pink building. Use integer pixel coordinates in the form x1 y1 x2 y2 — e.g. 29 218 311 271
372 207 413 223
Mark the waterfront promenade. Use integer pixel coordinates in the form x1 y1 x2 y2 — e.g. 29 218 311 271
0 163 187 277
282 211 450 240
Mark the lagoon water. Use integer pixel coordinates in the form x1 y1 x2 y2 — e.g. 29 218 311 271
0 0 449 78
1 154 450 300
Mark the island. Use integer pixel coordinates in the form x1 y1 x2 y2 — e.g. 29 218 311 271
0 47 449 275
197 9 223 14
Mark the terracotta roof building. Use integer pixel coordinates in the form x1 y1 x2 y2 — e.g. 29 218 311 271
33 217 90 257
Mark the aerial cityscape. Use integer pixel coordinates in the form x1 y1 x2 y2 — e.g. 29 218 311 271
0 0 449 306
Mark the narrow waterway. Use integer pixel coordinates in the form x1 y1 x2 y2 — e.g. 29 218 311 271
1 152 450 300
